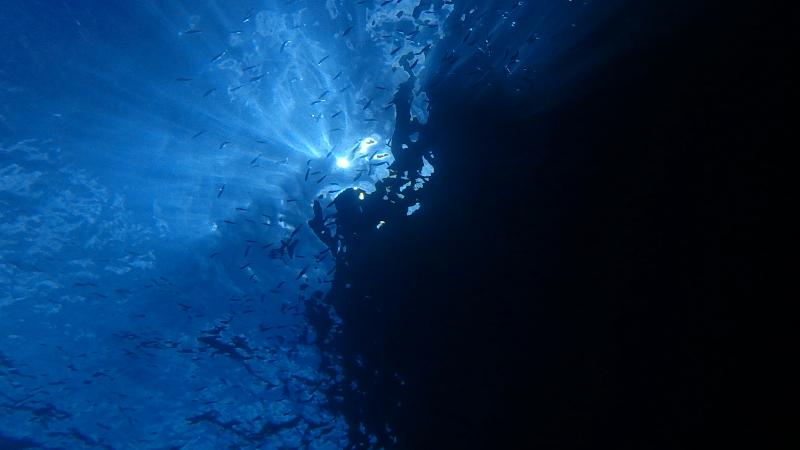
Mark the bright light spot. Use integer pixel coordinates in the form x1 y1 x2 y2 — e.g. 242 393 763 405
336 157 350 168
358 192 365 200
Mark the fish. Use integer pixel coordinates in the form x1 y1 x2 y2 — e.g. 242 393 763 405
239 262 251 270
362 97 373 110
219 141 230 150
317 55 330 65
290 225 303 238
175 77 192 82
223 220 236 225
249 74 264 82
191 130 206 139
210 50 226 63
296 265 310 280
280 40 290 52
333 71 342 80
203 88 216 97
183 29 202 35
305 167 310 181
342 26 353 37
332 110 343 118
217 184 225 198
250 154 261 165
415 43 431 55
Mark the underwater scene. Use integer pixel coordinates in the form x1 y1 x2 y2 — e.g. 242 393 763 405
1 0 784 449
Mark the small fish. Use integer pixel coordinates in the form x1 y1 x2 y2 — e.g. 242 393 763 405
242 65 257 71
219 141 230 150
415 44 431 55
296 265 310 280
239 263 251 270
291 225 303 238
280 40 290 52
317 55 330 65
203 88 216 97
333 71 342 80
249 74 264 82
183 29 202 35
310 99 324 106
191 130 206 139
235 207 249 212
332 110 343 118
250 154 261 165
217 184 225 198
362 97 373 110
244 246 251 258
210 50 226 63
210 252 220 258
175 77 192 82
390 46 402 55
223 220 236 225
316 174 327 184
342 26 354 37
305 167 310 181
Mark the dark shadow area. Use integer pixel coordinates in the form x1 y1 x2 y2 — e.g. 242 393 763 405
321 1 787 449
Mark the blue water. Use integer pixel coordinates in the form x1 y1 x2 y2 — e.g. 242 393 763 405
0 1 639 448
